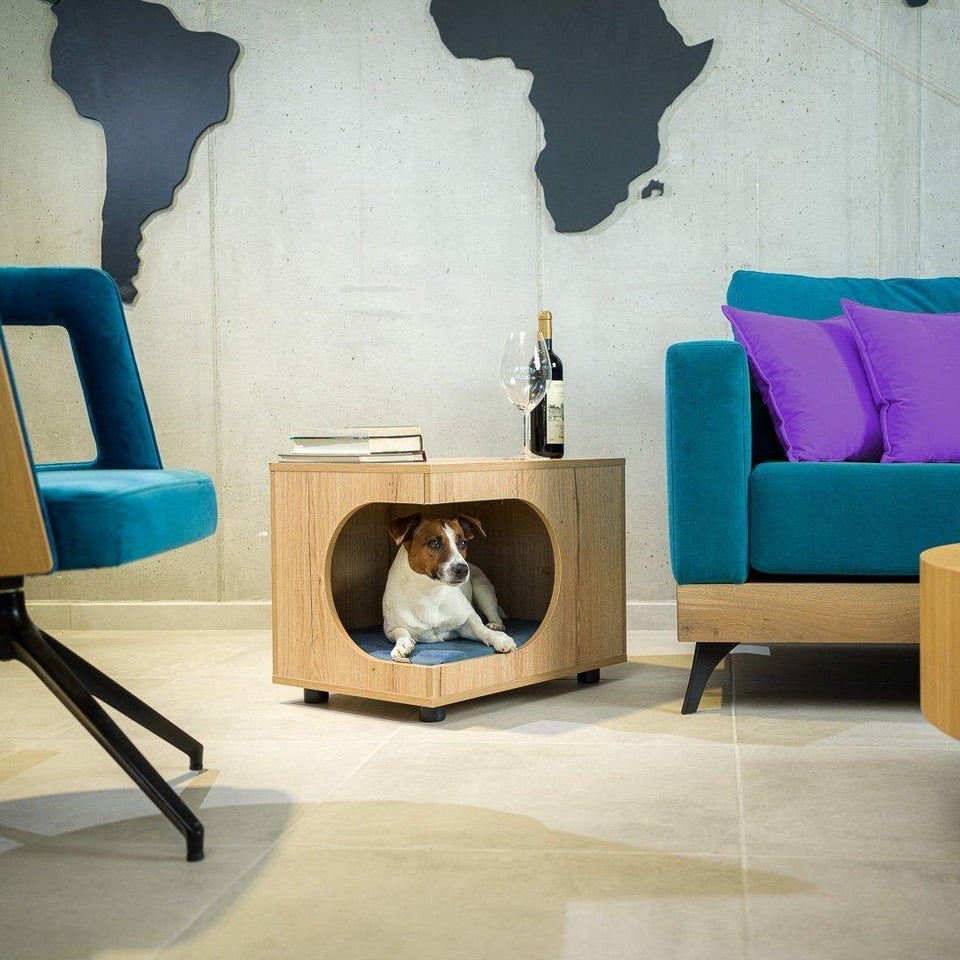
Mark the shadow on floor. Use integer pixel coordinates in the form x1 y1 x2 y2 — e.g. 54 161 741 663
0 795 812 960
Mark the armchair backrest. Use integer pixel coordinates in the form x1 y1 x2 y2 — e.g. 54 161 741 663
0 267 161 471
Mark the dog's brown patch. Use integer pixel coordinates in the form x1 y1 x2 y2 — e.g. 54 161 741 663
387 514 486 579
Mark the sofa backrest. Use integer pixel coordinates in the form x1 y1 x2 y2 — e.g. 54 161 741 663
727 270 960 462
727 270 960 320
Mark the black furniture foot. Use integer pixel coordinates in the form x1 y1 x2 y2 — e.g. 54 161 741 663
419 706 446 723
681 642 738 714
303 688 329 704
0 577 205 861
577 669 601 684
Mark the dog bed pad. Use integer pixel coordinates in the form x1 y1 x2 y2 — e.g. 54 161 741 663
349 619 541 665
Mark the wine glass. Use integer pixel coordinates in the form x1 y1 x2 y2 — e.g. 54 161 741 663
498 329 551 459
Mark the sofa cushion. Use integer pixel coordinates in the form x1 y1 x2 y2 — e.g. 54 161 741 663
841 300 960 463
727 271 960 321
723 306 882 462
749 461 960 576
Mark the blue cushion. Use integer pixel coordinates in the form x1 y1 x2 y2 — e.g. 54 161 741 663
36 469 217 570
749 461 960 576
350 619 540 665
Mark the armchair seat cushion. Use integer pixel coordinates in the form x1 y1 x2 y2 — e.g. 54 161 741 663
749 462 960 577
36 469 217 570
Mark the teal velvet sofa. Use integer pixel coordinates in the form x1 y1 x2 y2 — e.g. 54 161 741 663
666 270 960 713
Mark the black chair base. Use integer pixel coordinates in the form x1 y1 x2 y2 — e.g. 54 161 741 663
0 577 205 861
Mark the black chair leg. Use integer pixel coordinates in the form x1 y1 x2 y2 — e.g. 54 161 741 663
681 642 738 714
0 580 204 861
42 631 203 770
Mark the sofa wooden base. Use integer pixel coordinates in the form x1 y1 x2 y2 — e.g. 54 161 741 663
676 581 920 712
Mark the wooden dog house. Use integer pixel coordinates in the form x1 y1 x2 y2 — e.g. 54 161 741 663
270 458 625 721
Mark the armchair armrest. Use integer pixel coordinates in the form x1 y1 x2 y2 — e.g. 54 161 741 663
665 341 751 584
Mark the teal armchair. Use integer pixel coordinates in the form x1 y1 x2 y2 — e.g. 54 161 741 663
0 266 217 860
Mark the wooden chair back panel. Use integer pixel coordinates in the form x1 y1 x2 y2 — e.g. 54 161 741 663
0 343 53 576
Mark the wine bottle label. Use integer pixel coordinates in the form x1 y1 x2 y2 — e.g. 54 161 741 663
546 381 564 444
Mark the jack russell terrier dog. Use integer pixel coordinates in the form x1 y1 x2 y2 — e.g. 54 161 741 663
382 513 517 663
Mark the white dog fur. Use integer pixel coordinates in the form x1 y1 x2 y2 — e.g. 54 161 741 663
382 514 516 663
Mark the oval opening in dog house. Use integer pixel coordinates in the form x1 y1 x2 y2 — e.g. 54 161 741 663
329 499 556 665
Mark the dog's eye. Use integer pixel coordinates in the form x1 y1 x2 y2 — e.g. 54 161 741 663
427 537 442 549
457 539 467 549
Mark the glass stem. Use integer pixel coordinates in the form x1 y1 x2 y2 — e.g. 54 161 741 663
521 410 539 459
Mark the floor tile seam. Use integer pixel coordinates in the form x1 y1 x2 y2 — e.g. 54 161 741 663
734 742 960 754
274 843 747 858
1 723 79 741
360 738 739 749
308 717 417 802
731 677 756 960
371 738 738 747
250 798 325 849
152 843 279 955
735 743 960 752
741 851 960 864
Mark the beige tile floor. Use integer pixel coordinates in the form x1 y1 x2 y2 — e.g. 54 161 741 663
2 630 960 960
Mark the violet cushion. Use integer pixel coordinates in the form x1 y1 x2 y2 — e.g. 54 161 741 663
722 305 883 462
841 299 960 463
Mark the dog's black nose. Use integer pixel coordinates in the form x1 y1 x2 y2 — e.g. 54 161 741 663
451 563 469 580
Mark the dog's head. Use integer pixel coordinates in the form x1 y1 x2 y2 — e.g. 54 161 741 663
386 513 486 586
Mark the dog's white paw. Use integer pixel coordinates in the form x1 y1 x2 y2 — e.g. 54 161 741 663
490 632 516 654
391 637 416 662
486 620 505 632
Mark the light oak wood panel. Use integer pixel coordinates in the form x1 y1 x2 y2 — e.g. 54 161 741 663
513 463 579 671
677 582 919 645
920 544 960 739
0 348 53 577
434 655 627 707
309 470 433 702
270 470 314 680
426 467 520 504
574 463 627 665
270 458 626 710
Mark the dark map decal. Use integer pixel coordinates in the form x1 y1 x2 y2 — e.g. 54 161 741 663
431 0 712 232
46 0 240 303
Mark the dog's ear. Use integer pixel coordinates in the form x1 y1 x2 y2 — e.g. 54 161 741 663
456 514 486 540
387 513 422 546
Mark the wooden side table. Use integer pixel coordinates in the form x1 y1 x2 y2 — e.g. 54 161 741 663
920 543 960 739
270 457 626 721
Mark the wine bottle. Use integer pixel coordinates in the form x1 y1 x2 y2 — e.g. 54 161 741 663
530 310 564 458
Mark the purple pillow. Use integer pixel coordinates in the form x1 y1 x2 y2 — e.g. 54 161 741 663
841 299 960 463
723 305 882 462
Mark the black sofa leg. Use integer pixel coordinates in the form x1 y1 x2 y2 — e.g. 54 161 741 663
0 579 205 862
681 642 738 714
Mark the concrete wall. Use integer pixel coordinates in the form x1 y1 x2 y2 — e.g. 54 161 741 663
1 0 957 626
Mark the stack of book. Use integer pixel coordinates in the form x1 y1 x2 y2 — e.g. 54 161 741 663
277 426 426 463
